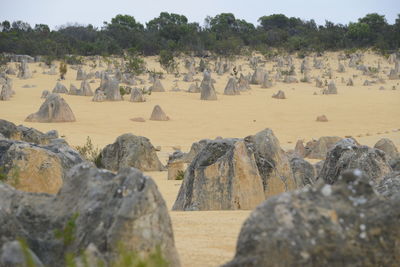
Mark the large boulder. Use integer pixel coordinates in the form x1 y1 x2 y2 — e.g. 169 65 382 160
200 71 217 100
172 139 265 211
223 169 400 267
17 61 32 79
317 138 392 184
0 164 180 266
304 136 343 159
173 129 297 210
101 133 164 172
25 93 76 123
374 138 399 159
289 156 316 187
251 68 266 85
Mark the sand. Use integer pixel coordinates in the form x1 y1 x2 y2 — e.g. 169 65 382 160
1 51 399 267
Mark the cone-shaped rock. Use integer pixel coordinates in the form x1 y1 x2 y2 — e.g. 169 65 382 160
52 82 68 94
130 88 146 102
25 93 76 122
150 105 169 121
323 81 337 94
80 80 93 96
92 89 106 102
224 77 240 95
149 79 165 92
272 90 286 99
238 73 250 91
200 71 217 100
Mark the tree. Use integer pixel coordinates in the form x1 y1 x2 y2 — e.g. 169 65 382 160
158 50 178 74
124 48 146 75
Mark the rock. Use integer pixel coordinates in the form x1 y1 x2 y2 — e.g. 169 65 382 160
101 76 122 101
223 169 400 267
272 90 286 99
238 74 250 91
130 88 146 102
261 73 272 88
314 160 325 176
167 151 188 180
183 72 194 82
0 164 180 266
200 71 217 100
316 115 328 122
16 125 58 145
80 80 93 96
25 93 76 123
244 129 296 198
149 105 169 121
68 84 80 95
187 82 200 93
317 138 392 184
337 63 345 72
76 67 86 80
251 68 266 85
304 136 343 159
41 90 50 99
322 80 337 94
0 240 44 267
101 133 164 172
294 140 306 157
130 117 146 122
388 69 398 80
283 76 298 83
92 89 106 102
17 61 32 79
0 83 12 101
52 82 68 94
376 171 400 199
149 79 165 92
0 119 20 139
289 156 316 187
363 80 372 86
347 78 354 86
374 138 399 159
6 66 16 75
315 77 324 88
172 139 265 210
224 77 240 95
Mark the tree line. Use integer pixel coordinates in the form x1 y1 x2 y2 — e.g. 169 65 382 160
0 12 399 58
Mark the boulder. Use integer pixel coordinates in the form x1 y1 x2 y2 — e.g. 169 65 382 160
238 74 250 91
289 156 316 187
0 164 180 266
149 79 165 92
25 93 76 123
92 89 106 102
224 77 240 95
80 80 93 96
17 61 32 79
0 241 44 267
0 120 58 145
149 105 169 121
41 90 50 99
317 138 392 184
374 138 399 159
223 169 400 267
272 90 286 99
52 82 68 94
100 133 164 172
130 88 146 102
251 68 266 85
200 71 217 100
322 81 337 94
304 136 343 159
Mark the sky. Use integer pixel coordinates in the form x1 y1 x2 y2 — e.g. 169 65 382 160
1 0 399 30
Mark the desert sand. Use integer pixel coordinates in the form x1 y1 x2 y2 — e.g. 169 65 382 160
1 51 399 267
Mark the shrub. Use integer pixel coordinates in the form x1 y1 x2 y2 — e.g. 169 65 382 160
74 137 103 168
64 55 84 65
124 48 146 75
159 50 179 74
59 62 67 80
175 170 185 180
0 165 20 187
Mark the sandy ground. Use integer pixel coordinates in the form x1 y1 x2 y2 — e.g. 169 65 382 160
0 51 399 267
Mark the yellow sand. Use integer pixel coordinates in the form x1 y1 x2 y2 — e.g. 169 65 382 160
0 51 399 267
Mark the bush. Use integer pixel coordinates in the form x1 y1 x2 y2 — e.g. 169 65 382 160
0 165 20 187
59 62 67 80
175 170 185 180
158 50 179 74
124 48 146 75
74 137 103 168
64 55 84 65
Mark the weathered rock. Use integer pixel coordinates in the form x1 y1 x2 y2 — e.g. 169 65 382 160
251 68 266 85
101 76 122 101
289 156 316 187
101 133 164 172
52 82 68 94
223 169 400 267
149 79 165 92
25 93 76 123
376 171 400 199
0 119 20 139
187 82 200 93
17 61 32 79
0 164 180 266
316 115 328 122
374 138 399 159
0 240 44 267
294 140 306 158
129 88 146 102
80 80 93 96
41 90 50 99
130 117 146 122
167 151 187 180
68 84 80 95
261 73 273 88
16 125 58 145
224 77 240 95
317 138 392 184
92 89 106 102
304 136 343 159
76 67 86 80
149 105 169 121
272 90 286 99
315 77 324 88
322 80 337 94
347 78 354 86
172 139 265 210
200 71 217 100
238 74 250 91
0 83 12 101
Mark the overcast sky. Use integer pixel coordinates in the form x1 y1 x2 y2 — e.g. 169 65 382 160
1 0 399 29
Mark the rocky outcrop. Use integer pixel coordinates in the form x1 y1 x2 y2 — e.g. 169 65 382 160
374 138 399 159
304 136 343 159
200 71 217 100
25 93 76 123
149 79 165 92
130 88 146 102
17 61 32 79
52 82 68 94
101 133 164 172
289 156 316 187
149 105 169 121
0 164 180 266
317 138 392 184
224 77 239 95
223 169 400 267
173 129 297 210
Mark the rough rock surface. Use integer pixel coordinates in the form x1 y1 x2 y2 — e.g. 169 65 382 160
374 138 399 159
376 171 400 199
101 133 164 172
251 68 266 85
224 77 240 95
17 61 32 79
223 169 400 267
200 71 217 100
289 156 316 187
317 138 392 184
0 164 180 266
304 136 343 159
322 80 338 94
92 89 106 102
149 105 169 121
52 82 68 94
25 93 76 123
149 79 165 92
130 88 146 102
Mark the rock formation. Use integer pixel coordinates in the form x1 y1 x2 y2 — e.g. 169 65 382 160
52 82 68 94
224 77 240 95
149 105 169 121
130 88 146 102
200 71 217 100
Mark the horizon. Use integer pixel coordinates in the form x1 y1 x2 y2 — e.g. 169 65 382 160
1 0 399 30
